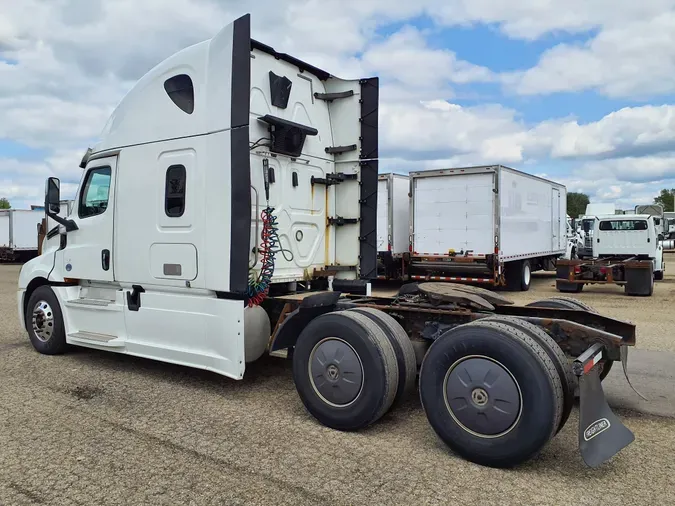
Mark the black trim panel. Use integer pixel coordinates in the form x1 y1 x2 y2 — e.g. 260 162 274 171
358 77 379 280
251 39 331 81
229 14 252 295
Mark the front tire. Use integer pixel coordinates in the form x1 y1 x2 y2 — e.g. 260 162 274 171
292 311 399 431
24 285 68 355
419 321 563 468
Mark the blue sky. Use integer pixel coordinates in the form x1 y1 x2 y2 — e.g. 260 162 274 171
2 0 675 212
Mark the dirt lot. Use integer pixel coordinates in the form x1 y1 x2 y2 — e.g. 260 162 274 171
1 262 675 505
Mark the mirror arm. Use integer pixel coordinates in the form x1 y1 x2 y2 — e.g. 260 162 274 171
46 211 78 232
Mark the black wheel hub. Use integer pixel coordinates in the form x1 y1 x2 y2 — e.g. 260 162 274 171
309 338 364 407
444 356 521 437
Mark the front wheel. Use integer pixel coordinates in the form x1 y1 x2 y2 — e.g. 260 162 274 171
24 285 68 355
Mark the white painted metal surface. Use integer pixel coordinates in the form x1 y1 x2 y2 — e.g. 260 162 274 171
377 173 410 255
377 178 389 252
0 209 44 250
594 215 656 256
0 212 9 247
12 210 44 250
412 170 494 255
584 203 615 216
499 167 567 260
410 165 566 262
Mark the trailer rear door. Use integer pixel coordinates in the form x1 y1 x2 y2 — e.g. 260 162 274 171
377 177 389 252
412 172 494 255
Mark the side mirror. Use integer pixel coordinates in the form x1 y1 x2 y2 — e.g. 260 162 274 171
45 177 61 215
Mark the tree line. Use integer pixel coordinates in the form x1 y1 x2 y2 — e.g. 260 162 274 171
567 189 675 217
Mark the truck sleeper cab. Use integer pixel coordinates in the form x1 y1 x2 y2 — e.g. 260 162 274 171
18 13 379 381
19 13 640 471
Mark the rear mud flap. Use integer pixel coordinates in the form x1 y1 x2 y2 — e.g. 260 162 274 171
578 366 635 468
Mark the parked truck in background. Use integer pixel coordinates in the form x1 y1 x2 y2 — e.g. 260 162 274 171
557 213 664 295
406 165 567 291
663 211 675 241
0 209 45 262
17 13 640 470
377 173 410 279
577 203 616 259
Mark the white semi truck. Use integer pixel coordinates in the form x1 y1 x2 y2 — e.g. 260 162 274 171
18 13 640 469
0 209 45 262
407 166 567 291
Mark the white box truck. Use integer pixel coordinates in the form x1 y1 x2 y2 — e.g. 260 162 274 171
16 13 640 469
0 209 45 262
408 165 567 291
376 173 410 279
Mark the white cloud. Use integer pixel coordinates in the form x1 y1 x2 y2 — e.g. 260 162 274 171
361 26 494 91
503 12 675 97
430 0 675 40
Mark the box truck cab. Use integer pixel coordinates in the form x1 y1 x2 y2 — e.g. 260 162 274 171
17 13 379 380
593 214 665 280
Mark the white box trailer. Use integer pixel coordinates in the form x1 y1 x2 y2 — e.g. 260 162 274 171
409 165 567 291
0 209 45 261
376 173 410 279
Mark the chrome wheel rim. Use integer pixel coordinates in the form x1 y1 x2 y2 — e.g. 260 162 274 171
31 300 55 342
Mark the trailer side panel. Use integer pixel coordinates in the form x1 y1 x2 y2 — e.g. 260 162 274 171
499 168 566 260
12 210 45 250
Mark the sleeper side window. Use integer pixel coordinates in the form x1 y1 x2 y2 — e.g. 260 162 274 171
165 164 186 217
78 166 111 219
164 74 194 114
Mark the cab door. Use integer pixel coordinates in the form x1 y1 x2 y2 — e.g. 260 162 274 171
60 157 117 282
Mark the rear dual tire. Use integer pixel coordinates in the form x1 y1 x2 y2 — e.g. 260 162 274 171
419 320 564 468
291 309 416 431
526 297 613 381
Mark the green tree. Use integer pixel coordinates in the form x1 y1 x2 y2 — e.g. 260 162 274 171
567 192 590 218
654 188 675 212
0 198 10 209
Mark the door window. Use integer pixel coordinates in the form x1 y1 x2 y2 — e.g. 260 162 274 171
79 166 112 218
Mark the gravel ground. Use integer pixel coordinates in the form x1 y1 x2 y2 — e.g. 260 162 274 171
1 263 675 505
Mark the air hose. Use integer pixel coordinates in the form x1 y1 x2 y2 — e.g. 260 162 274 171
247 159 293 306
247 206 280 306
